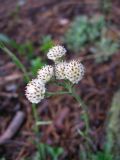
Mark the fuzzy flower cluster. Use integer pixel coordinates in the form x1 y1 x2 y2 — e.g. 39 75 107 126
55 60 85 83
25 45 85 103
25 79 46 103
47 45 66 62
65 60 85 84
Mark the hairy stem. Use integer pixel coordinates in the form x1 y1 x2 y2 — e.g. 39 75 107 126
46 91 69 97
71 87 89 135
64 81 89 135
32 104 43 159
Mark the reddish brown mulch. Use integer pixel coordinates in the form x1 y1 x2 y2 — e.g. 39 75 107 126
0 0 120 160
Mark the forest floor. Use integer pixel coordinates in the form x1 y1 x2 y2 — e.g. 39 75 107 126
0 0 120 159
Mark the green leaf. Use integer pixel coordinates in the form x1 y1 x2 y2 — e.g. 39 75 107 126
40 35 54 53
32 144 63 160
30 57 45 76
0 33 11 43
90 151 113 160
47 145 64 160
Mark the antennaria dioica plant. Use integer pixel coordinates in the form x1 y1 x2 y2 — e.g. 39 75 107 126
1 43 106 159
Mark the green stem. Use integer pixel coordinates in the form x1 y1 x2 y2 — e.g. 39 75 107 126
64 81 89 135
71 87 91 159
71 87 89 135
46 91 69 97
32 104 39 133
32 104 42 159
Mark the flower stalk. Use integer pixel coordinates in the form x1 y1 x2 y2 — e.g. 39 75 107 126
71 87 89 135
64 81 89 135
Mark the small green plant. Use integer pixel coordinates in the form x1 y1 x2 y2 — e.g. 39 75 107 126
64 15 119 63
47 145 63 160
33 144 63 160
64 15 105 52
90 38 119 63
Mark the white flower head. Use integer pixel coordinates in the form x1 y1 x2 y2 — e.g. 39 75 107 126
25 79 46 103
65 60 85 84
37 65 54 83
47 45 66 62
55 61 68 79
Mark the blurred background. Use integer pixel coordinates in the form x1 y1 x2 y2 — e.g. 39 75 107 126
0 0 120 160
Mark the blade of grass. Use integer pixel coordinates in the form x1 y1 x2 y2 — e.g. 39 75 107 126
0 43 29 82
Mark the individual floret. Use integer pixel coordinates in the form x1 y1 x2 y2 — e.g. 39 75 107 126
47 45 66 62
25 79 46 103
64 60 85 84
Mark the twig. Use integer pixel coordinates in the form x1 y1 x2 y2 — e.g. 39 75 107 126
0 73 22 85
0 92 18 98
0 111 25 145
